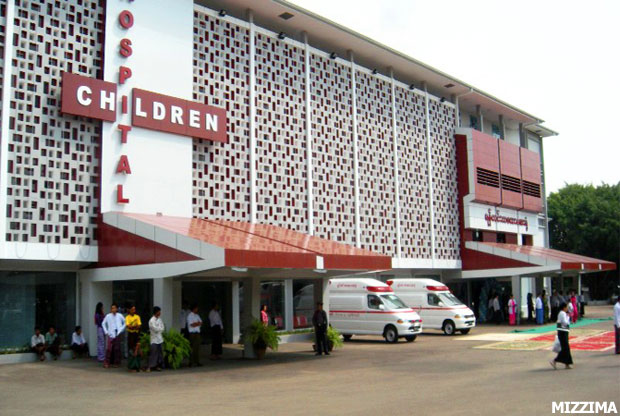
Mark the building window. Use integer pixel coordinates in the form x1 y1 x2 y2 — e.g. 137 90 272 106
469 115 479 130
472 230 483 242
496 233 506 243
293 280 315 329
521 234 533 246
0 271 76 349
261 281 285 329
492 123 501 139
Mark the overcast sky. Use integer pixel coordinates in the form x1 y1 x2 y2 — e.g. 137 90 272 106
289 0 620 195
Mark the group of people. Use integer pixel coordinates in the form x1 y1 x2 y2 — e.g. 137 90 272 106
30 325 89 362
93 301 224 371
529 290 582 325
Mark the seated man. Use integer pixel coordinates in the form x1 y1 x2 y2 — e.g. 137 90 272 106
70 326 89 358
31 327 46 361
45 326 61 360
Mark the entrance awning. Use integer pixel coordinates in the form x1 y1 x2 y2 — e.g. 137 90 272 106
463 241 616 277
99 212 391 275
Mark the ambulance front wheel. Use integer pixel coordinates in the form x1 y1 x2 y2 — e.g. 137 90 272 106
405 335 417 342
384 325 398 343
443 320 456 335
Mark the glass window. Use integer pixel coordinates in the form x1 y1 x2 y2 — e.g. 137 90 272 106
261 281 285 329
379 294 409 309
438 293 464 306
469 115 479 130
496 233 506 243
428 293 440 306
113 280 153 332
367 294 382 310
293 280 315 329
492 123 501 139
0 271 76 349
472 230 483 242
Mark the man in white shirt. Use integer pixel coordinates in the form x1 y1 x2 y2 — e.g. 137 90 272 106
147 306 165 371
70 326 89 358
208 302 224 360
102 303 126 368
614 296 620 355
31 327 46 361
186 304 203 367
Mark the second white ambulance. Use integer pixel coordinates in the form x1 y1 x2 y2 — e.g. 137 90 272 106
328 278 423 343
387 278 476 335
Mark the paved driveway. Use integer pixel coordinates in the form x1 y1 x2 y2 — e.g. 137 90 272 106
1 306 618 416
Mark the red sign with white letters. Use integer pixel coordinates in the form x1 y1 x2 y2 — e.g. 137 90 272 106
60 72 227 143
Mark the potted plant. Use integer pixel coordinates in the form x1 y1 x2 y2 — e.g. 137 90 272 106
327 326 343 351
246 319 280 359
138 330 191 369
163 329 191 369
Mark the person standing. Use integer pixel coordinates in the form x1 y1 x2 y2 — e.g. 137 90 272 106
125 305 142 371
550 302 573 369
492 295 502 324
102 303 126 368
613 296 620 355
550 290 560 322
70 326 89 358
526 293 534 322
507 295 518 326
208 302 224 360
570 291 579 323
45 326 61 360
179 300 190 339
147 306 165 372
260 304 269 326
187 304 203 367
312 302 330 356
94 302 106 362
125 305 142 366
542 290 550 323
31 327 46 361
535 294 544 325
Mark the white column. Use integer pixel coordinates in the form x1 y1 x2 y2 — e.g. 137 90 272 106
153 278 174 331
79 274 112 357
303 32 314 235
232 281 241 343
422 83 436 267
284 279 294 331
390 70 402 261
0 0 15 242
248 10 257 224
171 280 182 330
242 277 261 358
350 52 361 248
322 279 330 316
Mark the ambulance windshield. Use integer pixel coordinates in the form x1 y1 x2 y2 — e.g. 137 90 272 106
437 293 464 306
380 294 409 310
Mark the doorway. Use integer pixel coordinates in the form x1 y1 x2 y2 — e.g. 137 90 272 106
182 281 232 343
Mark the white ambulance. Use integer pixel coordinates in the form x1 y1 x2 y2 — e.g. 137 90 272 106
328 278 423 343
387 278 476 335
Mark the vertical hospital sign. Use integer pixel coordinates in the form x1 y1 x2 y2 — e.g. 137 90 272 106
60 0 226 207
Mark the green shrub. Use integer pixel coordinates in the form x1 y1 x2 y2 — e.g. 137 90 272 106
138 329 190 369
163 329 191 369
246 319 280 351
327 326 343 349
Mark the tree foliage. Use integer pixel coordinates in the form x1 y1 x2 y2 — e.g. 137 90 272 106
547 183 620 299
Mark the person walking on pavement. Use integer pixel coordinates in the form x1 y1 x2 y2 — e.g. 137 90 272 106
550 303 573 369
614 296 620 355
312 302 329 356
526 293 534 322
187 304 203 367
